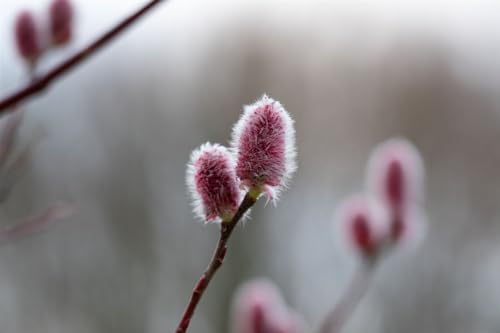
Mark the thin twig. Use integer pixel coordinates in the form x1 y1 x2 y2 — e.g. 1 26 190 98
175 193 257 333
318 263 374 333
0 107 23 167
0 0 166 113
0 202 75 244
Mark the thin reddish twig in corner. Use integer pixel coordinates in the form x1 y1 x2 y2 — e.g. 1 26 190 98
175 193 257 333
0 0 166 114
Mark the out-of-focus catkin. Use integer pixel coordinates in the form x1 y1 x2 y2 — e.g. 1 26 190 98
49 0 74 46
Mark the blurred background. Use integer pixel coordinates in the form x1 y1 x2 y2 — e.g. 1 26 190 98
2 0 500 332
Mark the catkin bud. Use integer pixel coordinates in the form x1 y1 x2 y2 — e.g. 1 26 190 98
49 0 73 46
367 138 424 214
366 138 424 242
231 95 296 200
335 195 389 259
14 10 42 65
231 279 303 333
186 143 241 223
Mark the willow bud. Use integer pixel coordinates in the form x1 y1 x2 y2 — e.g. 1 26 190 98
231 95 296 200
367 138 425 242
14 10 42 66
49 0 74 46
335 195 389 259
231 279 304 333
187 143 241 223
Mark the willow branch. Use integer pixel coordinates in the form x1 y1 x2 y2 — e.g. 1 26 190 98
0 202 75 244
0 0 166 113
175 193 257 333
318 263 374 333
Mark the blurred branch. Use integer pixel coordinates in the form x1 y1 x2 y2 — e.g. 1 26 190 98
318 263 374 333
0 202 75 244
0 109 23 167
0 0 166 113
0 108 25 204
175 193 257 333
0 106 74 242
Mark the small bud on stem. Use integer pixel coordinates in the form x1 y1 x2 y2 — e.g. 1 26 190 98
49 0 74 46
336 195 388 261
322 138 426 333
367 138 425 243
231 279 304 333
14 10 42 68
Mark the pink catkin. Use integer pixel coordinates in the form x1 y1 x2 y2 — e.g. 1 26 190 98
187 143 241 223
232 95 296 199
14 10 41 64
367 138 424 212
386 159 404 211
351 212 375 257
366 138 425 243
250 301 268 333
231 279 303 333
335 195 389 258
49 0 73 46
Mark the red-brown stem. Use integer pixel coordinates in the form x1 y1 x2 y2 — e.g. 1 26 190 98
318 262 374 333
175 193 257 333
0 0 166 113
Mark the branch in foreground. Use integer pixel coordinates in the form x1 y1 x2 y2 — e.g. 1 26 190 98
318 264 373 333
179 95 297 332
175 193 256 333
0 0 166 113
